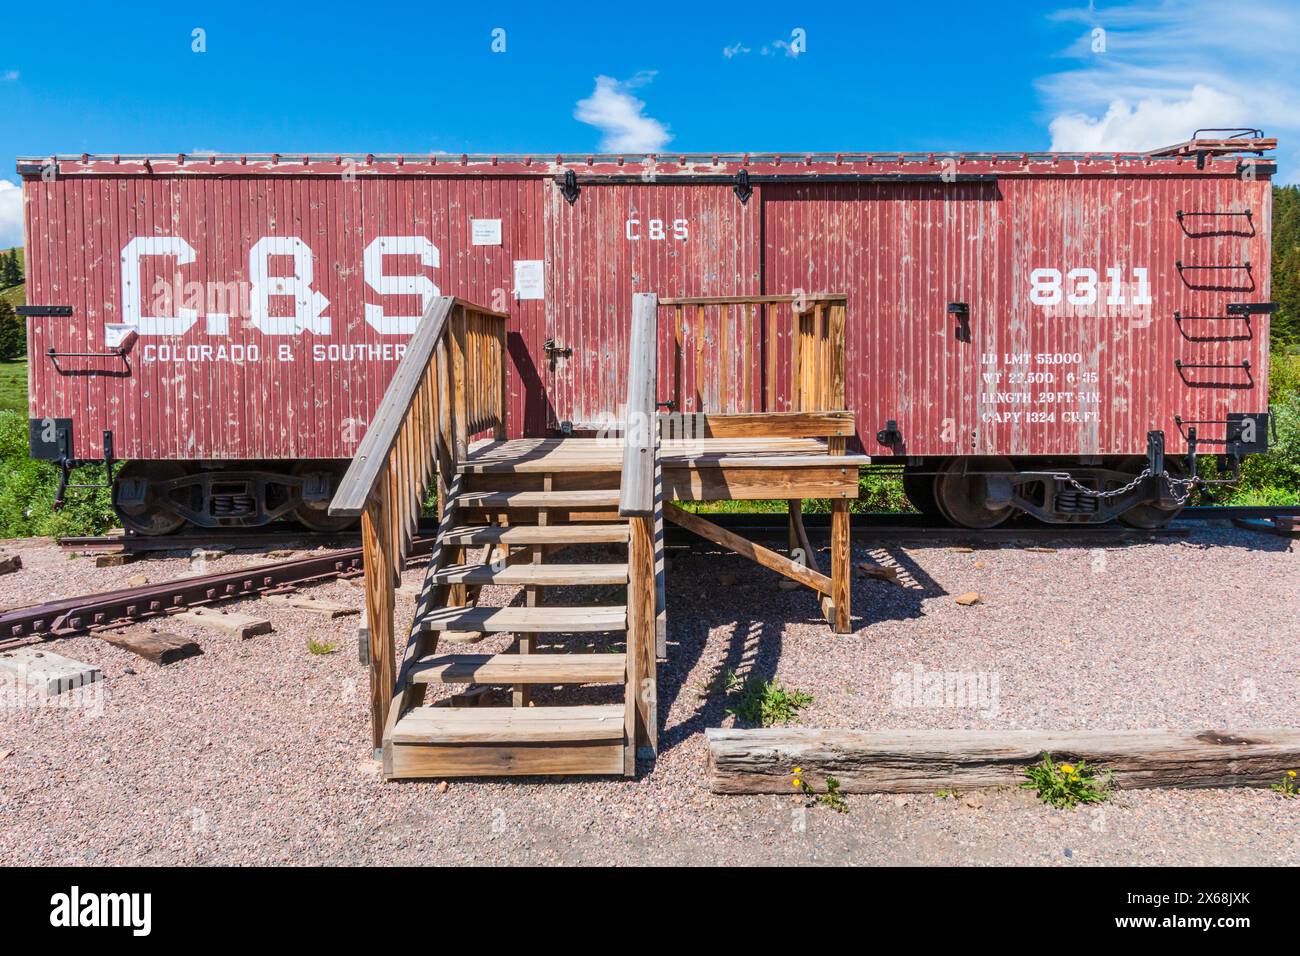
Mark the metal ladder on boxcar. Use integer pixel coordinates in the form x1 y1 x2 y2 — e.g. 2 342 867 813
328 295 660 780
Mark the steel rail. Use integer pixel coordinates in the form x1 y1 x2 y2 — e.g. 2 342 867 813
1 538 433 643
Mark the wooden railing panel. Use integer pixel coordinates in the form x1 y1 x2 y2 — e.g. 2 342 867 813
657 293 847 419
329 296 509 751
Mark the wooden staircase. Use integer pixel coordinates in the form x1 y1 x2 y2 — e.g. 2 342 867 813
329 290 857 781
329 296 661 779
386 474 647 778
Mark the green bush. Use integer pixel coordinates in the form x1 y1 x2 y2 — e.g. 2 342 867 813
1199 351 1300 506
0 411 118 538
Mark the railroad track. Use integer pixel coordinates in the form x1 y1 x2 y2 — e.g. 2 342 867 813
2 537 433 645
12 505 1294 649
55 505 1300 553
57 525 368 554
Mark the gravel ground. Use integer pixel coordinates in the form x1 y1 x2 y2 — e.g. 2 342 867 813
0 523 1297 866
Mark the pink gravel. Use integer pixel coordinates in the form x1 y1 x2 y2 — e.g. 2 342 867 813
0 523 1297 865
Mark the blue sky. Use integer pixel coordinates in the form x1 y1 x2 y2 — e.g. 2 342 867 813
1 0 1297 247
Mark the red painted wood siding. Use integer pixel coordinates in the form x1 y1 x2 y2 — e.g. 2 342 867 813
21 154 1272 460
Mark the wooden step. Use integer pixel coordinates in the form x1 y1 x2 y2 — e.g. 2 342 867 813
459 439 623 474
419 605 627 634
457 489 621 509
443 524 631 545
391 704 626 744
430 562 628 586
410 652 626 685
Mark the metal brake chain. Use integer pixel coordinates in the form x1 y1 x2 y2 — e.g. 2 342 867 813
1054 467 1233 506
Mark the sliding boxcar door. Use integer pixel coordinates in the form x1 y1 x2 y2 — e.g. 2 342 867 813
543 180 761 430
762 180 1000 457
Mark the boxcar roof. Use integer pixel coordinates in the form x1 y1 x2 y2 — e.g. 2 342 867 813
15 139 1277 180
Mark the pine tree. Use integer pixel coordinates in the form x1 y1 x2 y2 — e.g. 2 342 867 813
1273 186 1300 349
0 299 25 360
0 250 18 290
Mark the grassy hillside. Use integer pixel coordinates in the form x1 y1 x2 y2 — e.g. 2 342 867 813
0 360 26 414
1 248 28 413
0 246 24 308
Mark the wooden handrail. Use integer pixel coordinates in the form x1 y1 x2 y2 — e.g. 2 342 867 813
330 297 453 517
327 295 509 751
620 292 658 517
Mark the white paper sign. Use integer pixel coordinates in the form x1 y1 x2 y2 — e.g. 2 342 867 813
471 219 502 246
104 323 135 348
513 260 544 300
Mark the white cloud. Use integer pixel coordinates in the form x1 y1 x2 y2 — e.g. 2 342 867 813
1038 0 1300 178
0 180 23 249
723 42 750 59
766 39 800 58
574 73 672 153
1048 84 1248 152
1 70 18 82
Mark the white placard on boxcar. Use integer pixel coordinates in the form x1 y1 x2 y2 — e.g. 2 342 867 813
104 323 135 348
513 260 544 300
471 219 502 246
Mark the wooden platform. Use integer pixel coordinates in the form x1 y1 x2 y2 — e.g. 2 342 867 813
461 437 869 501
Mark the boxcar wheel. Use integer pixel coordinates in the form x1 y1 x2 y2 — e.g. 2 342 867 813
934 457 1015 529
113 462 188 536
1117 457 1185 529
290 462 359 533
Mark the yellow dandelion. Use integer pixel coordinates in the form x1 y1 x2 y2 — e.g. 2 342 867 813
794 767 803 774
1060 763 1075 774
792 778 802 789
1289 770 1297 778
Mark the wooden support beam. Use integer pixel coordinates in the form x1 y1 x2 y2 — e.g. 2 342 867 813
706 728 1300 794
664 502 832 595
830 498 851 633
787 500 835 622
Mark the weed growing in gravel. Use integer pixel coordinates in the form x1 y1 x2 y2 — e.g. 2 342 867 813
1272 770 1298 797
792 767 848 812
724 670 813 726
1021 755 1113 809
307 638 339 656
936 788 961 800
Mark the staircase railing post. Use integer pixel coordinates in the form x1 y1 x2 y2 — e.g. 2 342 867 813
360 477 396 753
621 292 659 763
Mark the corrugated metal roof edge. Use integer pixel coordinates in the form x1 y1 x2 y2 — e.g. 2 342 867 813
16 147 1277 178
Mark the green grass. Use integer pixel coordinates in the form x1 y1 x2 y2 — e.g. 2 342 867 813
0 360 26 414
724 671 814 726
0 409 117 538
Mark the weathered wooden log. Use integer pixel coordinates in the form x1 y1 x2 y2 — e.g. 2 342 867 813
101 631 203 665
706 727 1300 793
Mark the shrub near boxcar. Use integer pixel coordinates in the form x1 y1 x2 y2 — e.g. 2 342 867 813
0 410 117 538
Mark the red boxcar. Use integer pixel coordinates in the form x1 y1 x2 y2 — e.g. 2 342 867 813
16 140 1277 530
